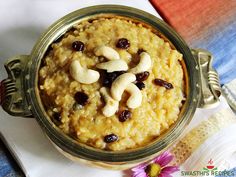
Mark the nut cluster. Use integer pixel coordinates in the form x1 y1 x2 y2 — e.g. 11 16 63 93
69 39 152 118
95 47 152 117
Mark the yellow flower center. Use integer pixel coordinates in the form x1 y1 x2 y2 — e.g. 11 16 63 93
145 163 161 177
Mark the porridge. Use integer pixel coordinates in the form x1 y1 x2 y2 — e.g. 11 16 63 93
39 17 185 151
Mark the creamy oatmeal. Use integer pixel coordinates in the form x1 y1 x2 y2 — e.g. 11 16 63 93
39 17 185 151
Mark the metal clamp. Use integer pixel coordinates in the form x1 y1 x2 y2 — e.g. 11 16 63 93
0 55 32 117
192 49 221 108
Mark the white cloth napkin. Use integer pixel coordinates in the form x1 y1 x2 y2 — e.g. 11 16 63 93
0 1 236 177
178 107 236 177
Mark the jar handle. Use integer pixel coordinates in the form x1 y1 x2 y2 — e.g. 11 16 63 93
0 55 32 117
191 49 221 108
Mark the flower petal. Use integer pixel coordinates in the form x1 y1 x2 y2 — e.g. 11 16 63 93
131 163 147 172
131 163 148 177
154 151 173 167
133 170 145 176
159 173 172 177
161 166 179 174
132 170 147 177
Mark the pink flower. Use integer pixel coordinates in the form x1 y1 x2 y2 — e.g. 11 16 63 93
131 151 179 177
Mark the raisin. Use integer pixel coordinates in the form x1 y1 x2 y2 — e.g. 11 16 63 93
136 71 150 82
88 19 94 23
52 112 62 125
119 110 132 122
53 112 61 121
68 27 77 32
104 134 118 143
154 79 173 89
102 78 111 87
116 38 130 49
135 82 145 90
107 72 118 81
137 49 146 55
74 92 88 106
72 41 85 51
116 71 126 75
102 72 116 87
102 71 126 87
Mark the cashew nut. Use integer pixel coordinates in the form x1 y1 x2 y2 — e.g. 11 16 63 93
111 73 136 101
96 60 128 72
129 52 152 74
100 87 119 117
125 83 142 108
94 46 120 60
70 60 100 84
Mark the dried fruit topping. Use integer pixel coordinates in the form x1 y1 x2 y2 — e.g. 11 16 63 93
102 71 126 87
136 71 150 82
74 91 88 106
104 134 118 143
53 112 61 122
52 112 62 125
137 49 146 55
72 41 85 51
135 82 145 90
154 79 173 89
119 110 132 122
116 38 130 49
88 19 94 23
